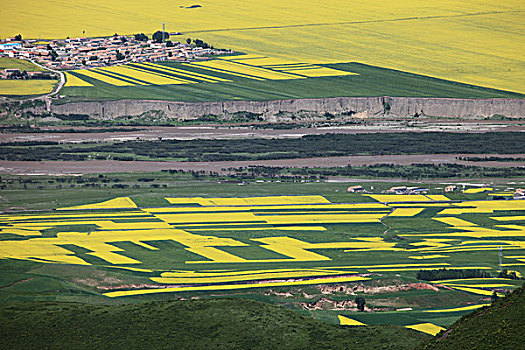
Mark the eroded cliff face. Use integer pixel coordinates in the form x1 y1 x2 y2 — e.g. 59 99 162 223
24 97 525 120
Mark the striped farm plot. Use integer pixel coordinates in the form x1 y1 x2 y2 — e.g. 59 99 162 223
187 54 357 80
68 54 356 87
1 194 524 298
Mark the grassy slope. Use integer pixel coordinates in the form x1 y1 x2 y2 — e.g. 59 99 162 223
62 62 524 102
0 57 57 96
0 298 430 350
0 57 46 72
421 285 525 350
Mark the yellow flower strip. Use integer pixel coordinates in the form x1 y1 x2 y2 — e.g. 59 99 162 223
152 269 355 284
139 62 231 82
73 69 135 86
64 72 93 87
58 197 137 210
448 286 505 297
424 304 490 313
338 315 366 326
103 276 371 297
405 323 445 336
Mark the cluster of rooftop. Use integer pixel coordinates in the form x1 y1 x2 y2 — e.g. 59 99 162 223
0 34 230 70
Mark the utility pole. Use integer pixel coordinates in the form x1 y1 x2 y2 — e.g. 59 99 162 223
162 23 166 59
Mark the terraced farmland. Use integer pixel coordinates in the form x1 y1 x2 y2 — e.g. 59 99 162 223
63 59 523 101
1 192 523 331
68 55 354 88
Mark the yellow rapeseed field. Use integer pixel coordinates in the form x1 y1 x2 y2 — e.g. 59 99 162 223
73 69 135 86
338 316 366 326
64 72 93 87
438 200 525 215
1 1 522 92
405 323 445 336
388 208 425 217
152 269 350 284
425 195 450 201
446 286 505 297
100 65 194 85
1 194 524 298
0 79 55 95
189 54 356 79
463 187 493 194
165 195 331 206
190 59 302 80
59 197 137 210
408 255 449 260
424 304 490 313
490 216 525 221
365 194 431 203
138 62 231 83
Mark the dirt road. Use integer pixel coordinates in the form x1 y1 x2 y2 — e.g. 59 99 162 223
1 154 523 175
1 120 524 143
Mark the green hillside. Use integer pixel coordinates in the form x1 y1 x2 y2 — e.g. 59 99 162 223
422 285 525 349
0 298 430 350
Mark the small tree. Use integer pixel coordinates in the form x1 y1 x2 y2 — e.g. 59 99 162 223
186 38 191 45
194 39 210 49
14 34 22 41
166 40 174 47
116 52 125 61
134 33 148 41
491 291 499 303
152 31 169 43
355 296 366 312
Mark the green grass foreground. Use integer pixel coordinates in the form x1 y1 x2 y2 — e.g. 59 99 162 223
0 298 430 350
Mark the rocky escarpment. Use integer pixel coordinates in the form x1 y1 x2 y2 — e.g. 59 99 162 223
23 96 525 120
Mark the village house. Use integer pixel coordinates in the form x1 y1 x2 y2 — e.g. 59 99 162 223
445 185 457 192
386 186 428 195
386 186 407 194
0 34 230 71
347 185 365 193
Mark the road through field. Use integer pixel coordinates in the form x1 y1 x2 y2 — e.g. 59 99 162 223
1 154 523 175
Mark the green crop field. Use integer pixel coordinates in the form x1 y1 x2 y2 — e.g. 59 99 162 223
62 61 524 102
0 176 523 337
0 57 46 72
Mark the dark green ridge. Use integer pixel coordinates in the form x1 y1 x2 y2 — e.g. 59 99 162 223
0 298 430 350
421 284 525 350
